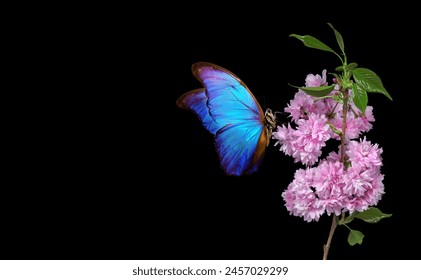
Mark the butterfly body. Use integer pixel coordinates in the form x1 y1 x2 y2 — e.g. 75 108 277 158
177 62 275 176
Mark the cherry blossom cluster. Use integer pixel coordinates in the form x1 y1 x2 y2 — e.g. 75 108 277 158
273 71 384 222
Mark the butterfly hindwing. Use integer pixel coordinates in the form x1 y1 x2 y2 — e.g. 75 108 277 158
176 89 222 135
216 121 268 175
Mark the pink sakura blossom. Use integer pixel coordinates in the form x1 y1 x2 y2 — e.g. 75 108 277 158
284 90 325 122
278 70 385 222
326 150 341 163
327 95 375 141
281 139 385 222
312 161 346 216
282 168 325 222
293 113 331 165
346 137 383 170
357 106 375 132
283 69 328 121
329 115 361 140
272 123 295 156
273 113 331 166
305 69 327 87
344 170 384 213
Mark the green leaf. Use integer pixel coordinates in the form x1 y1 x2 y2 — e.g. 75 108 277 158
290 34 338 55
352 83 368 113
355 207 392 223
341 212 357 225
346 62 358 71
353 68 392 100
335 62 358 72
330 73 340 80
289 84 335 97
330 73 341 84
345 161 352 169
348 229 364 246
332 94 343 103
327 23 345 55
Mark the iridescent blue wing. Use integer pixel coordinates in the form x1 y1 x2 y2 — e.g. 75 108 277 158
216 122 268 175
192 62 265 127
176 89 223 134
177 62 268 176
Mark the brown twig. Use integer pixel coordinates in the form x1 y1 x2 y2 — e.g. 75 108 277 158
323 215 337 260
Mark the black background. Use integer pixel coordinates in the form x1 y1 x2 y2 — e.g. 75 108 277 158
3 5 419 260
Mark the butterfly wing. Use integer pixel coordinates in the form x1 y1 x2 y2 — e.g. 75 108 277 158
216 121 268 175
192 62 265 127
176 89 222 135
177 62 267 175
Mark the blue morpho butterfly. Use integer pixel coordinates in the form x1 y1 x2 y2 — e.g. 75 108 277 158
177 62 277 176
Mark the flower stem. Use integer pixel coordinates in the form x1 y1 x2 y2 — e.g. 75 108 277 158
323 215 337 260
323 89 349 260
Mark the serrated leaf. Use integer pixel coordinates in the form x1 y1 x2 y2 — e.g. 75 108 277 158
327 23 345 55
353 68 392 100
348 229 364 246
289 84 335 97
355 207 392 223
352 83 368 113
290 34 337 54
